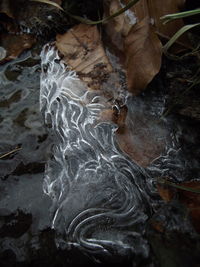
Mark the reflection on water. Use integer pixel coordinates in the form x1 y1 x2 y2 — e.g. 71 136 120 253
0 45 56 267
0 51 48 178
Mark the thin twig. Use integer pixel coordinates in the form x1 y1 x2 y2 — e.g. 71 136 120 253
158 177 200 194
0 147 22 159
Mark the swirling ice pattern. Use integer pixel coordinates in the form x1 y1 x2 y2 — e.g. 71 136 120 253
40 44 151 258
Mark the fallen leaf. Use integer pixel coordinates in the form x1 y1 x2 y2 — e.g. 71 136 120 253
0 33 36 64
147 0 188 46
56 24 133 147
116 112 168 167
124 17 162 95
178 181 200 233
103 0 137 51
56 24 166 167
157 179 200 233
124 0 189 50
104 0 162 95
104 0 189 95
157 183 175 202
56 24 113 91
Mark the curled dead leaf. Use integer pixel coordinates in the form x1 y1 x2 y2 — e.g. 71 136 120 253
116 115 167 167
104 0 162 95
0 33 36 64
124 17 162 94
157 184 175 202
178 181 200 233
157 179 200 233
104 0 189 94
157 183 175 202
56 24 112 91
124 0 189 50
104 0 137 51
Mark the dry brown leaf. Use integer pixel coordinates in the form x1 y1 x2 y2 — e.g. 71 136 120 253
116 115 167 167
157 183 175 202
100 104 161 168
104 0 136 51
124 17 162 94
124 0 188 48
147 0 188 46
56 24 113 91
104 0 162 95
157 180 200 233
56 24 136 154
56 24 167 167
178 181 200 233
0 33 36 64
104 0 189 95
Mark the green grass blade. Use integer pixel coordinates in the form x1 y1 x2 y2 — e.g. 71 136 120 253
158 178 200 194
66 0 140 25
161 8 200 24
163 23 200 53
31 0 140 25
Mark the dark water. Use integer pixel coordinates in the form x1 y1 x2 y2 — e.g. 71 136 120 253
0 44 200 267
0 49 53 265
